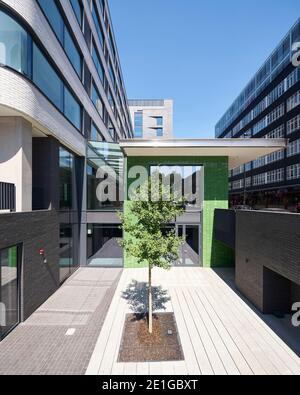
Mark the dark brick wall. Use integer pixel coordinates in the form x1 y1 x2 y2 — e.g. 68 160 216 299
214 209 236 249
235 210 300 313
0 210 59 320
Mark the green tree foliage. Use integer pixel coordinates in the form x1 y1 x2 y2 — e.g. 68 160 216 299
119 176 184 333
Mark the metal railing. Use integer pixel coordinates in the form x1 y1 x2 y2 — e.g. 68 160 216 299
0 182 16 212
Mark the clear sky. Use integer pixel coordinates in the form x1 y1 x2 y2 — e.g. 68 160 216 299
109 0 300 138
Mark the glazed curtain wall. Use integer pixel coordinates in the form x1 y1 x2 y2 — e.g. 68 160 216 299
0 9 81 131
125 156 234 268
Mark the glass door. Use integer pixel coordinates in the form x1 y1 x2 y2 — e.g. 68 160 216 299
176 225 201 266
0 245 21 340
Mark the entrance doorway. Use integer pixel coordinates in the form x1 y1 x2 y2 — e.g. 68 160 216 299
0 245 21 340
176 224 202 266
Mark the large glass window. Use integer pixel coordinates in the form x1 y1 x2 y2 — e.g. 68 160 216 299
0 9 83 132
38 0 64 43
87 224 123 267
92 42 105 84
33 44 64 111
92 0 104 48
87 141 124 210
150 165 204 208
38 0 82 77
0 11 31 76
0 245 20 340
64 28 81 76
64 87 81 130
59 147 74 210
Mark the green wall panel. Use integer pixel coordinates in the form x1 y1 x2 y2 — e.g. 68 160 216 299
124 156 234 268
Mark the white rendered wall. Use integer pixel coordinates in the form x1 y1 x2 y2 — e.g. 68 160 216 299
0 117 32 212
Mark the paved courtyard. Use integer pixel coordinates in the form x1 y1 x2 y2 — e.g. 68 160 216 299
86 267 300 375
0 267 121 375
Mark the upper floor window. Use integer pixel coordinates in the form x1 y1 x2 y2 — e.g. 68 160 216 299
156 117 163 126
92 0 104 49
0 9 82 132
0 10 31 76
134 111 143 138
92 83 104 119
92 42 105 85
156 128 164 137
38 0 82 77
70 0 83 27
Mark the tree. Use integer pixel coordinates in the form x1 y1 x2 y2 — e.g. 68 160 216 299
119 176 184 334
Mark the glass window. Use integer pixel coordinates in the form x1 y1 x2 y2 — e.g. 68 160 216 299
90 123 103 141
87 224 123 267
38 0 64 44
64 87 81 130
33 44 64 110
87 141 124 210
59 224 73 283
92 84 104 118
59 147 74 210
156 128 164 137
150 165 204 208
156 117 163 126
0 10 31 76
92 43 104 84
92 0 104 48
134 111 143 138
70 0 82 26
0 245 20 339
64 28 81 77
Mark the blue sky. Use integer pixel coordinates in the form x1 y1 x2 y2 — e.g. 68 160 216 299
109 0 299 138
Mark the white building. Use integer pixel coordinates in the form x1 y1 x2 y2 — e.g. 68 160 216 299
128 99 173 139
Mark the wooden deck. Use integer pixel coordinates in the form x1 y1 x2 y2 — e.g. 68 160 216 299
86 267 300 375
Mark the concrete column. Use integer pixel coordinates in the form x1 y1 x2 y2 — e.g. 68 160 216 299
0 117 32 212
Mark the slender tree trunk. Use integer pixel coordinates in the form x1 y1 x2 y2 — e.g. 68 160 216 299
148 264 153 334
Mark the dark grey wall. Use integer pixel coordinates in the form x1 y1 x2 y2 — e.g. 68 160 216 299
0 210 59 321
214 209 236 249
32 137 60 211
235 210 300 313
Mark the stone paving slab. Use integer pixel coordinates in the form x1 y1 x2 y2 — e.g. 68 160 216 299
0 267 122 375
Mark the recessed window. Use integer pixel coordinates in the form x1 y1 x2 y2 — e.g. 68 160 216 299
134 111 143 138
156 117 163 126
156 128 164 137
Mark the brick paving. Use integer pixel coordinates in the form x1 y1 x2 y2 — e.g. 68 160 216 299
0 267 122 375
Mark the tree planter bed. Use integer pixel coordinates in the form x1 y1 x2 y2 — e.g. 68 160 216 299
118 313 184 363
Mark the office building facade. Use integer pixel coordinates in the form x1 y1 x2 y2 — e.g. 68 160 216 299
128 99 173 139
216 19 300 210
0 0 133 340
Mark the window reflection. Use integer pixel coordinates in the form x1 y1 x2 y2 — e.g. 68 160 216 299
87 142 124 210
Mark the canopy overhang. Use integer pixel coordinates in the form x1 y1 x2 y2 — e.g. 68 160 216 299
119 139 287 170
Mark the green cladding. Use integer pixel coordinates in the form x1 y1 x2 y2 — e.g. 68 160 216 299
124 156 234 268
